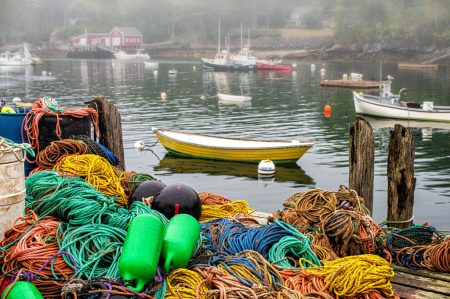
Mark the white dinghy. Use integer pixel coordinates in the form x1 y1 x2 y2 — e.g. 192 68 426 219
217 94 252 102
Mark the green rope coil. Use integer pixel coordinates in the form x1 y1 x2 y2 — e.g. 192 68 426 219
128 173 157 191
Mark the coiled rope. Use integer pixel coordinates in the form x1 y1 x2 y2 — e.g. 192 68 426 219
198 192 232 205
54 154 127 206
35 139 86 169
69 135 122 169
199 200 252 223
165 268 210 299
22 97 99 154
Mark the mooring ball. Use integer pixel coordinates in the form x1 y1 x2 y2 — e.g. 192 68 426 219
128 181 167 208
152 184 202 220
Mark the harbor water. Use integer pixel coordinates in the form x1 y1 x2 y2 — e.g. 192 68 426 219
1 59 449 228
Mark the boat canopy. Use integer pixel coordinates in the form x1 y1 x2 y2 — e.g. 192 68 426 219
238 51 255 58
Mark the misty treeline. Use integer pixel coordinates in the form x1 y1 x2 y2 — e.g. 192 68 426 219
0 0 449 47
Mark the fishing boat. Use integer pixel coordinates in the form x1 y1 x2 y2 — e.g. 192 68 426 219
114 49 150 60
256 60 292 71
0 43 32 66
152 128 316 163
217 94 251 102
353 77 450 122
144 61 158 67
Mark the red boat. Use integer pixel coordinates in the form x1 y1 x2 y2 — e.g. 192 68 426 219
256 61 292 71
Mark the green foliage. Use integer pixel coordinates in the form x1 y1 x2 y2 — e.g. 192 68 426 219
303 14 323 30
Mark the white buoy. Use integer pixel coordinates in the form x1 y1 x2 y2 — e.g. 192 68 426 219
161 92 167 100
48 72 51 76
311 64 316 69
153 70 158 75
134 141 145 149
258 159 275 175
42 71 47 76
12 98 21 104
292 63 297 69
343 74 348 79
193 66 197 70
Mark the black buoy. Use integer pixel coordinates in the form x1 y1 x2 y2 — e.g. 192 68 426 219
128 181 167 208
152 184 202 220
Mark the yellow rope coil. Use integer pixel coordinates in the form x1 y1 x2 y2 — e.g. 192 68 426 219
55 154 127 206
165 268 210 299
306 254 395 297
199 200 253 223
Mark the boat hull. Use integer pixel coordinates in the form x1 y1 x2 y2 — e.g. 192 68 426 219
201 59 256 71
353 92 450 122
154 130 314 164
256 62 292 70
0 60 31 66
217 94 251 102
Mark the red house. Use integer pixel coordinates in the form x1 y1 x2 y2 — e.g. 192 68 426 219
72 27 143 48
109 27 143 47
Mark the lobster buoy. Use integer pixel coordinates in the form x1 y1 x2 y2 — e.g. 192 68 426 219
258 159 275 175
152 184 202 220
134 141 145 149
1 281 44 299
128 180 167 208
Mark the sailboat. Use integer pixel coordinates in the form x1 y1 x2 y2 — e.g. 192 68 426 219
230 26 258 66
201 20 256 71
0 43 32 66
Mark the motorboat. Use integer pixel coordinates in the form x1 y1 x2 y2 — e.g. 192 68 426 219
217 94 252 102
114 49 150 60
152 128 316 164
230 48 258 65
353 77 450 122
144 61 159 67
0 43 32 66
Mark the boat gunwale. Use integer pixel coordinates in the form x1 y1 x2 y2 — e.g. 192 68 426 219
154 128 316 150
353 92 450 113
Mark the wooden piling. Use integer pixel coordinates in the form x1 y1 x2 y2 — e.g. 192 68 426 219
387 124 415 229
349 116 375 213
88 97 126 170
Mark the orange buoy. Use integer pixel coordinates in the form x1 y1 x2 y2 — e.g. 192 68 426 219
324 105 331 117
161 92 167 100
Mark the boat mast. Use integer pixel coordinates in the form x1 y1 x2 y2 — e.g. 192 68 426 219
248 28 250 50
218 19 221 54
241 22 243 50
379 60 382 102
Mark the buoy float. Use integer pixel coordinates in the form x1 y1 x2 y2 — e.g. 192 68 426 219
311 64 316 69
48 72 51 76
161 92 167 100
153 70 158 75
292 63 298 69
0 106 16 113
193 66 196 70
161 214 200 272
118 215 165 292
134 141 145 149
42 71 47 76
324 105 331 117
258 159 275 175
152 184 202 220
1 281 44 299
343 74 348 79
128 180 167 208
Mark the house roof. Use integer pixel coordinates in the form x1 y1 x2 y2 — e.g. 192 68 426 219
112 27 143 36
291 6 314 15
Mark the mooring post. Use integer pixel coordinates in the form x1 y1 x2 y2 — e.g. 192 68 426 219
88 97 126 171
349 116 375 213
387 124 415 229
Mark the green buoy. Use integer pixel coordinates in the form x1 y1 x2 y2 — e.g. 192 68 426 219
1 282 44 299
161 214 200 272
118 214 164 292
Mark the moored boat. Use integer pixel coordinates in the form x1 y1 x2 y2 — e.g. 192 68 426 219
217 94 251 102
353 78 450 122
152 128 316 163
114 49 150 60
256 61 292 71
0 43 32 66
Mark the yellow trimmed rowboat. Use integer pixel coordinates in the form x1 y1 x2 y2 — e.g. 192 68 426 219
152 128 316 164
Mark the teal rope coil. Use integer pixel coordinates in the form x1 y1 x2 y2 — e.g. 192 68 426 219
57 223 126 279
268 220 321 268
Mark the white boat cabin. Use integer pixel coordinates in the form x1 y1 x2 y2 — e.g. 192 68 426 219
236 49 256 60
213 50 229 65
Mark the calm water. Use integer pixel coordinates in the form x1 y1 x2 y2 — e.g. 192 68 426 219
1 59 449 228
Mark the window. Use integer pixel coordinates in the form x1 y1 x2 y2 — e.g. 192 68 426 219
126 38 128 42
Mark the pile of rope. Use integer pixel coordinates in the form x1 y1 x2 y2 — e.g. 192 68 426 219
199 200 252 223
69 135 122 169
35 139 86 169
119 172 158 197
0 137 35 163
378 223 450 271
22 97 99 154
198 192 232 205
271 186 381 259
54 154 127 206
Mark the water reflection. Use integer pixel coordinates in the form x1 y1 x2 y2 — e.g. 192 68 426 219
155 153 314 187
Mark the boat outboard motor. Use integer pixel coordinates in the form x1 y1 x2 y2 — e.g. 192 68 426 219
128 181 167 208
152 184 202 220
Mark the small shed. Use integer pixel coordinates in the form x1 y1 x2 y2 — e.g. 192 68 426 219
72 33 110 46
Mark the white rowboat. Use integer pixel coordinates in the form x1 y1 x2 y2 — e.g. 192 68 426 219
217 94 252 102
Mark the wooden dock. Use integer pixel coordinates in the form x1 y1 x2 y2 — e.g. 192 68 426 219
249 211 450 299
398 63 439 68
320 79 380 89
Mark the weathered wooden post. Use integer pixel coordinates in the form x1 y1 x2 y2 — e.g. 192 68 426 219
349 116 375 213
387 124 415 229
88 97 126 170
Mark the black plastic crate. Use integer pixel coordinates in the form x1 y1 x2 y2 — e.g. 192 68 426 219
406 102 421 109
